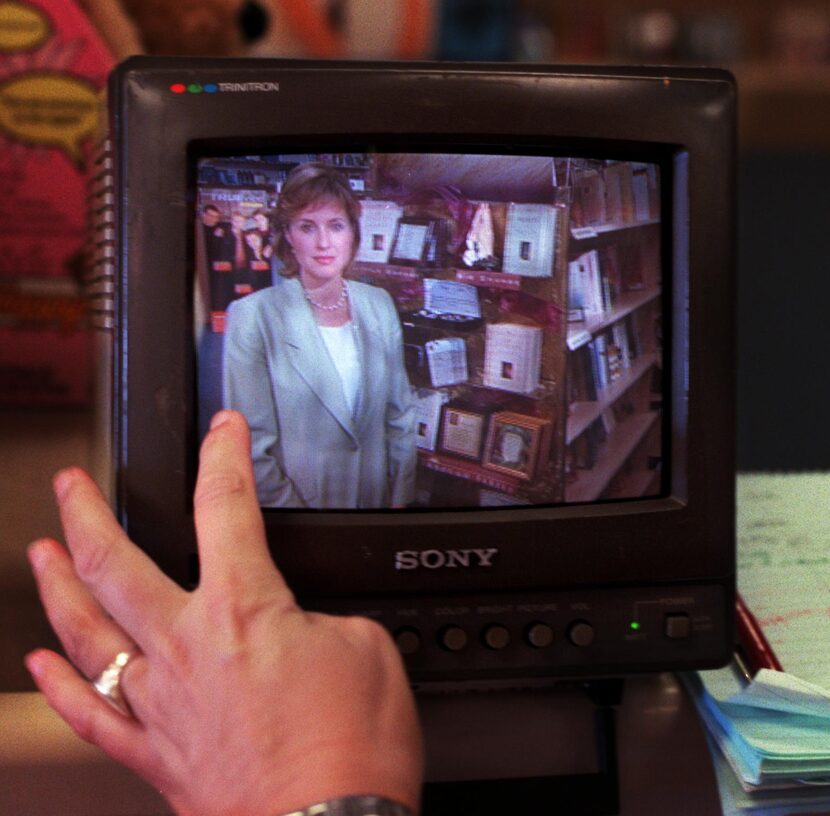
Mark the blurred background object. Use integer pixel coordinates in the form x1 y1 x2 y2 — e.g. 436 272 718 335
681 11 744 65
612 8 683 62
0 0 116 410
76 0 438 60
512 2 555 62
770 4 830 66
436 0 515 61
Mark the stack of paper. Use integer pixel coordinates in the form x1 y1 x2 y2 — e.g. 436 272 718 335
689 669 830 781
685 668 830 815
686 472 830 815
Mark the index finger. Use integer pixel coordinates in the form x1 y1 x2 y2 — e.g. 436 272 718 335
194 411 289 597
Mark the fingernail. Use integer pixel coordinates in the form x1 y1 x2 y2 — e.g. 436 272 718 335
52 468 76 501
210 410 232 430
27 540 49 574
24 650 45 679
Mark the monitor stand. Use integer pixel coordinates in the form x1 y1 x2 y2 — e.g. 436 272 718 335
421 679 623 816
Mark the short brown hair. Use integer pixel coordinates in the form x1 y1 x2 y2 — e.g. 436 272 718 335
274 163 362 277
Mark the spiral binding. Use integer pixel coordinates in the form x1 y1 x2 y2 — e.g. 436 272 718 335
84 138 116 332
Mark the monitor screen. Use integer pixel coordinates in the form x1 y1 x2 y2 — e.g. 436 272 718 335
194 149 665 512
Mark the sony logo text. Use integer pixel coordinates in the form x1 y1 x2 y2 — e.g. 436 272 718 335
395 548 499 570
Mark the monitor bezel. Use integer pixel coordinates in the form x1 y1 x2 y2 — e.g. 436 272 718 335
109 58 735 603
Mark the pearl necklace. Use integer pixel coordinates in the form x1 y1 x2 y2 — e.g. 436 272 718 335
302 280 348 312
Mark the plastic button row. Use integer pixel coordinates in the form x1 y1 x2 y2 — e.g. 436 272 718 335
394 620 595 655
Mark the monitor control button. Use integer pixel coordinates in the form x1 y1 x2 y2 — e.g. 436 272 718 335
526 622 554 649
482 624 511 650
665 613 691 639
394 627 422 655
439 625 468 652
568 620 595 647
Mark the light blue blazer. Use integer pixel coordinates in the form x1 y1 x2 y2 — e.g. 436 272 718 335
222 277 416 508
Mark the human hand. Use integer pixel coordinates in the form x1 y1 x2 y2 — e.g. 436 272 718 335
25 410 423 816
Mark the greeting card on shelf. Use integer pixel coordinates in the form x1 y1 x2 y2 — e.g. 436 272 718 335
413 388 447 452
502 203 558 278
403 278 484 331
423 278 481 318
426 337 468 387
389 216 446 268
438 402 493 461
483 322 543 395
356 200 403 264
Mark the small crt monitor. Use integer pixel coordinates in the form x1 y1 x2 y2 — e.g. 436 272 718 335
91 58 736 686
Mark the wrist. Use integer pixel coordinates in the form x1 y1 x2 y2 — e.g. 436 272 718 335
280 795 415 816
221 739 421 816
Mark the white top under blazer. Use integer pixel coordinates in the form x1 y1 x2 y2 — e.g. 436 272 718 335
318 322 360 417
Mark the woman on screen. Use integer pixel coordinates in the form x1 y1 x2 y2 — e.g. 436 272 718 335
222 163 416 508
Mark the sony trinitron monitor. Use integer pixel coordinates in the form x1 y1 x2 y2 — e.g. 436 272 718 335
90 58 736 687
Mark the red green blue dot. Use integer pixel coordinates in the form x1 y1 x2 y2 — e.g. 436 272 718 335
170 83 186 94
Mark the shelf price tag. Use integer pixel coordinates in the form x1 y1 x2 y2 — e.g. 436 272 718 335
571 226 599 240
567 329 592 351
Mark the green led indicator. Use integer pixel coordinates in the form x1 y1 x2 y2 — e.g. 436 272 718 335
188 83 203 94
630 621 641 631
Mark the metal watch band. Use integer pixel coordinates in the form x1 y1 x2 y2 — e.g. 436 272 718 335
282 795 415 816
